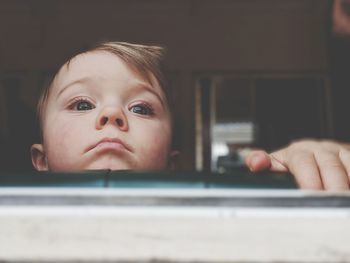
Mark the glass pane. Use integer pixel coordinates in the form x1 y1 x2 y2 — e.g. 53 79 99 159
212 78 256 172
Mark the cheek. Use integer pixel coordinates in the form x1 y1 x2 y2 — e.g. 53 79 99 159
133 121 172 169
44 116 91 159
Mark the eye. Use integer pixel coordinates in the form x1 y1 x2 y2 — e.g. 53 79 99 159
76 101 94 111
129 103 154 116
69 98 95 111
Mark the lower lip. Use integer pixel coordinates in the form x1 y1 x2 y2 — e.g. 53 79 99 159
95 142 127 152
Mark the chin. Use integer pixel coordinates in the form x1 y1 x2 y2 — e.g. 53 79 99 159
87 158 135 171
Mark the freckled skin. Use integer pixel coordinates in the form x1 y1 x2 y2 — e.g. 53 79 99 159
33 51 172 172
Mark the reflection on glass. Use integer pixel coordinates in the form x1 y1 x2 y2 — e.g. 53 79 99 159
213 122 255 172
196 74 331 173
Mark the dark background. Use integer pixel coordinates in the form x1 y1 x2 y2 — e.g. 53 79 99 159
0 0 349 172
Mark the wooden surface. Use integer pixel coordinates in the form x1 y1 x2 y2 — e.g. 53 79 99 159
0 188 350 262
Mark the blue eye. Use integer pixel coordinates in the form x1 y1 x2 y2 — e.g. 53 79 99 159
76 101 94 111
69 98 95 111
130 104 154 116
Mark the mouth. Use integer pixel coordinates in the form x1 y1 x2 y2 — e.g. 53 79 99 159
86 137 132 153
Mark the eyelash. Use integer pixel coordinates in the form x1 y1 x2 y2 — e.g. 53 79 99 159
67 97 154 116
68 97 95 111
129 102 155 116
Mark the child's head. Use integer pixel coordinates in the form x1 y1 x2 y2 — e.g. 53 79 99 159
31 41 175 172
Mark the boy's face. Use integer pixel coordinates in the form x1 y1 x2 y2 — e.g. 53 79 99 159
31 51 172 172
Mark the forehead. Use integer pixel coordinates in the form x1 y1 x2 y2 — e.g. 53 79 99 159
51 50 160 93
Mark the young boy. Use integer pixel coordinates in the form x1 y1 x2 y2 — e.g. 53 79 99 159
30 41 349 190
31 41 176 172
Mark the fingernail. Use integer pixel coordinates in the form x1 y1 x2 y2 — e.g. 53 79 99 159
249 155 259 171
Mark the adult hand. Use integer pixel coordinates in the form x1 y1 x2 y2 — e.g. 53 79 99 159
245 139 350 190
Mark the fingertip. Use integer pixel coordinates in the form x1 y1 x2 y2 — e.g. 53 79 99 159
246 151 271 172
248 154 260 172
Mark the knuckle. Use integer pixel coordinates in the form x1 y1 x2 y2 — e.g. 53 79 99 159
319 140 340 151
289 140 319 152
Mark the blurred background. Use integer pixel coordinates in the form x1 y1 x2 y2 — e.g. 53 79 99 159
0 0 349 173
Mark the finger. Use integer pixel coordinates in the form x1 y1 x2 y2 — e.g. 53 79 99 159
268 149 290 172
315 151 350 191
339 149 350 181
287 152 324 190
245 150 271 172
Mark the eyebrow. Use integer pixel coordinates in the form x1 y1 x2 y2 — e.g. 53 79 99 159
129 81 167 109
55 77 92 100
55 77 167 108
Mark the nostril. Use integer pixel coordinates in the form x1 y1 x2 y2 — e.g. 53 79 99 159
116 118 124 127
100 117 108 126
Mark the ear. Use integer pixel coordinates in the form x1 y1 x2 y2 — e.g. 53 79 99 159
31 144 49 171
168 150 180 170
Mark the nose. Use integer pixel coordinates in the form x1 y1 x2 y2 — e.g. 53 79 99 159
96 106 129 131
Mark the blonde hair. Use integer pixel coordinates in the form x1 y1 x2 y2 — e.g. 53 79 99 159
37 41 170 140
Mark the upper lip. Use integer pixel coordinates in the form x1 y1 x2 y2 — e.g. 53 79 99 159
86 137 132 153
